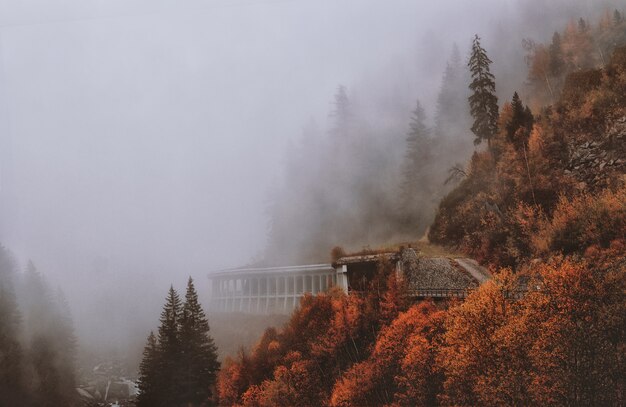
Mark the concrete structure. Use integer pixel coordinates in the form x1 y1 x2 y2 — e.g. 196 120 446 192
208 264 339 314
208 248 491 314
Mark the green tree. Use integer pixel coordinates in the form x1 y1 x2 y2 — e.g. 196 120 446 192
0 246 27 406
468 35 499 148
399 99 432 230
549 31 564 76
137 331 160 407
179 277 220 406
22 261 77 406
505 92 534 148
157 285 183 406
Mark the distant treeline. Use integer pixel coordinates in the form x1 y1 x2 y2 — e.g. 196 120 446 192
0 246 78 406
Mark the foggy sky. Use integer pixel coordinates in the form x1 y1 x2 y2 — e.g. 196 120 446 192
0 0 620 348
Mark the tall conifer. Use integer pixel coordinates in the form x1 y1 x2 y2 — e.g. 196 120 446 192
157 285 183 406
0 246 26 406
180 277 220 405
468 35 499 148
137 331 159 407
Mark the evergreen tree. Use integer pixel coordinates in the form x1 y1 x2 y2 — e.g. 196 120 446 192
22 261 77 406
137 331 160 407
30 334 64 407
506 92 534 149
179 277 220 406
549 31 564 77
49 289 77 401
435 44 471 146
138 282 220 406
435 44 464 135
0 246 27 406
156 285 183 406
399 100 432 230
468 35 499 148
331 85 352 134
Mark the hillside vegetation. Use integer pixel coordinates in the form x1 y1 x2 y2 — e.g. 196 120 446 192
218 12 626 407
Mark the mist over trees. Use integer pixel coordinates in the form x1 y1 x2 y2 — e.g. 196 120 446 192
264 46 474 265
262 3 626 267
221 7 626 405
0 246 77 406
0 1 625 405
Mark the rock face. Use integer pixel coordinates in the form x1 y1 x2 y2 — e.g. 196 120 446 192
566 115 626 190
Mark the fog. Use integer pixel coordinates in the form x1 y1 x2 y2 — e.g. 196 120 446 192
0 0 621 360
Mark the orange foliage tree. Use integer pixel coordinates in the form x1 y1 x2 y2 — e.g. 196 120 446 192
525 259 626 406
330 302 444 407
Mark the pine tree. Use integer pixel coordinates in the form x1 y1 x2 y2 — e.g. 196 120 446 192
157 285 183 406
331 85 352 133
0 246 27 406
468 35 499 148
22 261 78 406
179 277 220 406
137 332 160 407
505 92 534 148
49 289 77 402
435 44 467 138
399 100 432 232
549 31 564 77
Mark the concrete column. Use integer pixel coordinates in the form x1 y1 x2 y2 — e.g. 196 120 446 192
256 278 260 313
265 278 269 313
336 264 349 293
283 277 289 312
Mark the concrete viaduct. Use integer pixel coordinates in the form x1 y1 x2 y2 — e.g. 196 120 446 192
208 249 491 314
208 263 344 314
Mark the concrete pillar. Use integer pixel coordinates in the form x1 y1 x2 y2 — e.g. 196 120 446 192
336 264 349 293
255 278 260 313
282 276 287 312
265 277 270 313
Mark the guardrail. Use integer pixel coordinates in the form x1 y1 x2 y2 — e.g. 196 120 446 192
408 288 471 298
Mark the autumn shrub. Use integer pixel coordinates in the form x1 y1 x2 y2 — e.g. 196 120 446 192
525 259 626 406
533 185 626 255
330 246 346 262
561 69 603 108
429 151 496 246
330 302 445 407
217 355 251 406
439 270 526 406
240 352 324 407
